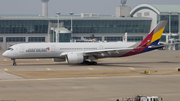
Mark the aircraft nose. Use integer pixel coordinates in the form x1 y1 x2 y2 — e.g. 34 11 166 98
2 51 8 57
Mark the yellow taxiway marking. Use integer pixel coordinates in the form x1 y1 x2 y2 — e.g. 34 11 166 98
88 68 94 70
94 59 98 61
46 68 51 70
37 79 47 81
129 67 135 70
4 59 7 61
85 77 98 79
129 76 144 78
36 59 39 61
146 80 180 83
4 68 8 71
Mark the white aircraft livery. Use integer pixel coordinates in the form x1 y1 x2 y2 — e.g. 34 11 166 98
2 21 167 66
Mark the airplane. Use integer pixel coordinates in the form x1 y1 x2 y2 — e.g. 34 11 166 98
2 21 167 66
91 39 96 43
123 32 127 42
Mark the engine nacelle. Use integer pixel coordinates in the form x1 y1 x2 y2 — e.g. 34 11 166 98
65 53 84 64
52 58 65 62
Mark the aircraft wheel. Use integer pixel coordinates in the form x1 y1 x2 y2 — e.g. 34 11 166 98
82 61 97 65
92 62 97 65
87 62 97 65
12 59 17 66
83 61 90 65
13 63 17 66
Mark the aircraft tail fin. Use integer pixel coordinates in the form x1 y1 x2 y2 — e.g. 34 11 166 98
123 32 127 42
91 39 96 43
138 21 167 49
120 21 167 57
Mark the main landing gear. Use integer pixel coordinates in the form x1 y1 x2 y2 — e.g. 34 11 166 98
82 61 97 65
12 59 17 66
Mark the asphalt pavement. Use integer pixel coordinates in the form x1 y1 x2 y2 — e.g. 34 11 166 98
0 50 180 101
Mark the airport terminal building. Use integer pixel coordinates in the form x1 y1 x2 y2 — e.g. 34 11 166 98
0 1 180 49
131 4 180 45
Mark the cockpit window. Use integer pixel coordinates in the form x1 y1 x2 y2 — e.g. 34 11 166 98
7 48 13 51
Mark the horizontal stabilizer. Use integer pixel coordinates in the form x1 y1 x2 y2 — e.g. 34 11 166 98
148 45 165 49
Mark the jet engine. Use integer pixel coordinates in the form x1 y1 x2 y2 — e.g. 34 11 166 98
52 58 65 62
65 53 84 64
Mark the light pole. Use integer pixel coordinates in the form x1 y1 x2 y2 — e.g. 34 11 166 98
169 12 171 34
70 12 74 39
56 12 61 43
53 28 55 42
168 12 173 50
178 12 180 41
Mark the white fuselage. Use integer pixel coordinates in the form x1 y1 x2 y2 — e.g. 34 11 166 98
3 42 136 59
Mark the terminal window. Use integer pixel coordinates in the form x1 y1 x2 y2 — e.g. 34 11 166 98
160 35 166 42
0 37 3 42
127 36 143 41
144 12 150 16
105 37 122 42
72 37 81 40
6 37 25 42
56 20 151 33
160 15 179 33
28 37 45 42
0 20 48 34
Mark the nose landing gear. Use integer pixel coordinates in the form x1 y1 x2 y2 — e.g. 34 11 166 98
12 59 17 66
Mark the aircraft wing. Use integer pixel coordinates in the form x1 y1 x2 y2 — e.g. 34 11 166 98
60 48 134 57
84 48 133 55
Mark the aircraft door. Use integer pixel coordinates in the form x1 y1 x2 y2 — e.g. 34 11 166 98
99 45 103 50
51 46 55 52
20 46 24 53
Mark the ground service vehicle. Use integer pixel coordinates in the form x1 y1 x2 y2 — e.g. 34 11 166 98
121 95 163 101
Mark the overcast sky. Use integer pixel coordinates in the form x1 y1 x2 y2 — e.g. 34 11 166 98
0 0 179 16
